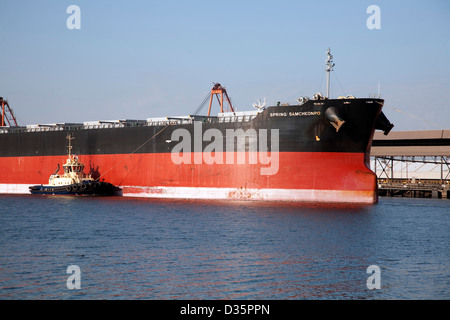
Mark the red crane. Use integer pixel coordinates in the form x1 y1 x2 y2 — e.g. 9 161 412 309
206 83 235 116
1 97 18 127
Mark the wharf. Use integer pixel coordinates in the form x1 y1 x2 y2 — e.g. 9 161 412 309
371 130 450 199
377 179 449 199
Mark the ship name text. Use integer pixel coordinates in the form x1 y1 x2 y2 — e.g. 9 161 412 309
270 111 321 117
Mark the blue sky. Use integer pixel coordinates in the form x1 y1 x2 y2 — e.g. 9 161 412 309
1 0 449 130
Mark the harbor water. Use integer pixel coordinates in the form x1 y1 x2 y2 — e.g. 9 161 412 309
0 195 449 300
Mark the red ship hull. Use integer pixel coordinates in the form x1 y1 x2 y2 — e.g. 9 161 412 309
0 151 377 203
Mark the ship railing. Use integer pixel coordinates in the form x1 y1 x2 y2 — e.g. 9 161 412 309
97 120 140 128
217 110 260 123
166 117 196 125
83 121 124 129
0 126 28 133
82 120 148 129
0 111 260 134
216 114 258 123
0 123 86 133
146 118 185 126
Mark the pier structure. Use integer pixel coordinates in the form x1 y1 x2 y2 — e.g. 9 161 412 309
371 130 450 199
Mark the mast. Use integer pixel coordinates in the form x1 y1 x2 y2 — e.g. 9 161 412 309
66 134 74 157
325 48 335 99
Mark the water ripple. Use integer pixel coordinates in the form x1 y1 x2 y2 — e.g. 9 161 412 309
0 195 449 299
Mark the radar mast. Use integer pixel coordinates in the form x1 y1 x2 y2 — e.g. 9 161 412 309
325 48 335 99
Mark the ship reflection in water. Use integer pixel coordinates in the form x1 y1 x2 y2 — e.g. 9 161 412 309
0 196 448 299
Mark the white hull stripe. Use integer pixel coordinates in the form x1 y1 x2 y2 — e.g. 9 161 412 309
0 184 376 204
122 186 376 204
0 184 31 194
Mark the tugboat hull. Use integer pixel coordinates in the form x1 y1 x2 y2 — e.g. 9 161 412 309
29 181 119 196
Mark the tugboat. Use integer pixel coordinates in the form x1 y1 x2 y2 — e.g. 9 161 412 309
29 134 119 196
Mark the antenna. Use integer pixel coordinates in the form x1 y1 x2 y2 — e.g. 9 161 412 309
252 98 266 110
325 48 335 99
66 134 75 157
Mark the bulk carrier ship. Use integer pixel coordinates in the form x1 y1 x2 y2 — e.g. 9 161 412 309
0 50 393 203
